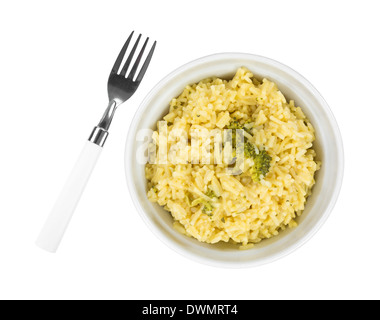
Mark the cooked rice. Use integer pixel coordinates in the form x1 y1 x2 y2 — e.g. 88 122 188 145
145 67 320 248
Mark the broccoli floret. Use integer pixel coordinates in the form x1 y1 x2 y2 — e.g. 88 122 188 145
227 120 244 130
227 121 252 134
190 197 214 216
248 149 272 182
242 140 254 158
226 120 271 182
202 202 213 215
205 188 218 199
226 121 247 152
226 120 254 151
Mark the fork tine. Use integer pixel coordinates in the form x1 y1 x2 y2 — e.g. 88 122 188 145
111 31 134 74
135 41 156 83
126 37 149 80
120 34 141 77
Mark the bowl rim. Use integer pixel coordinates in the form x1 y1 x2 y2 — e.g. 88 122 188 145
125 52 344 268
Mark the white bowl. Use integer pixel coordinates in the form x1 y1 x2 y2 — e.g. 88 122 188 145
125 53 344 268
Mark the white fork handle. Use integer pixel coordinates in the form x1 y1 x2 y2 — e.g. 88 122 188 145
36 141 103 253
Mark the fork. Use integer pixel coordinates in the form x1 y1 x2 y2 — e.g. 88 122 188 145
36 32 156 253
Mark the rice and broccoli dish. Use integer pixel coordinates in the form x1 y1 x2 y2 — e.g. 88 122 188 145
145 67 320 249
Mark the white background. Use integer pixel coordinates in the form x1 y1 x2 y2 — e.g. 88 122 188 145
0 0 379 300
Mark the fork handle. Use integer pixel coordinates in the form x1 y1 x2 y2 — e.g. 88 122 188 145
36 140 103 253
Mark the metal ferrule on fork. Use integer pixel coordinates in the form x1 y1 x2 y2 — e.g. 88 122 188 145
88 100 118 147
